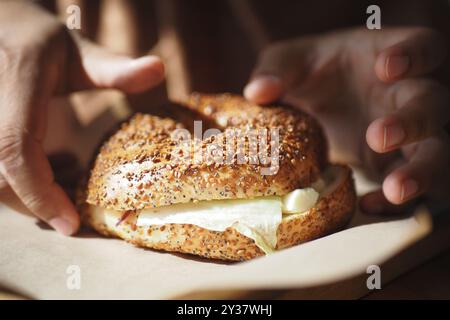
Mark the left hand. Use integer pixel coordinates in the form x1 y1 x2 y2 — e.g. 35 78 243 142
244 27 450 214
0 1 165 235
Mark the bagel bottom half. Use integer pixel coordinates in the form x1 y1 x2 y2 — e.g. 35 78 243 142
80 164 356 261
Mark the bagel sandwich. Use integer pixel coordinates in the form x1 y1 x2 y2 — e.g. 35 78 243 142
78 93 356 261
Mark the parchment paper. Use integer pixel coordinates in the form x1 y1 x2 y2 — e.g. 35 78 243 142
0 95 433 299
0 199 432 299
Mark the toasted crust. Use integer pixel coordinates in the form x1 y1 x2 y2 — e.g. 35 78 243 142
80 93 355 261
85 93 327 211
79 165 355 261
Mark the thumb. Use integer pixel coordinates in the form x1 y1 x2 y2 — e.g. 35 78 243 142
244 40 311 104
69 35 165 93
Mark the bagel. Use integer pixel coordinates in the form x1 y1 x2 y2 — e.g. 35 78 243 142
78 93 356 261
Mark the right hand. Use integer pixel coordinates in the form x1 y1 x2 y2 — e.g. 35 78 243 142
244 27 450 215
0 1 165 235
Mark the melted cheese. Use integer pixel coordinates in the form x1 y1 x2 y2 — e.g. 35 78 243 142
282 188 319 213
135 188 319 252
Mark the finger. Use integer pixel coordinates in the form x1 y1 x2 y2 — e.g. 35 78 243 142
0 183 31 216
366 79 450 153
0 131 80 235
382 136 449 204
244 75 283 105
69 34 165 93
244 41 311 104
359 189 418 215
359 157 409 214
375 28 448 82
0 50 80 235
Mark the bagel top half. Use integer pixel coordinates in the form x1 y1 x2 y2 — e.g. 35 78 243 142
86 93 328 211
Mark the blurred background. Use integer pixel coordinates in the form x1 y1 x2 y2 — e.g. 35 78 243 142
33 0 449 201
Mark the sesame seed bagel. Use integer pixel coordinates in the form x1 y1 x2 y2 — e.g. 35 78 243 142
86 93 327 211
79 165 355 261
79 93 356 261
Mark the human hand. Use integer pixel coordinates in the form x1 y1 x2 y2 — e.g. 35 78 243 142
244 27 450 214
0 1 165 235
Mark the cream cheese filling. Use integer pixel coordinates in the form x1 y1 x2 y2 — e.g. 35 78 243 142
94 165 346 254
134 187 320 253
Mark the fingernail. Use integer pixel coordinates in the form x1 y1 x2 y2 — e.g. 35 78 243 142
49 217 75 236
244 75 282 102
129 57 164 77
400 179 419 201
383 124 405 150
122 57 165 92
386 55 410 79
131 56 161 67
